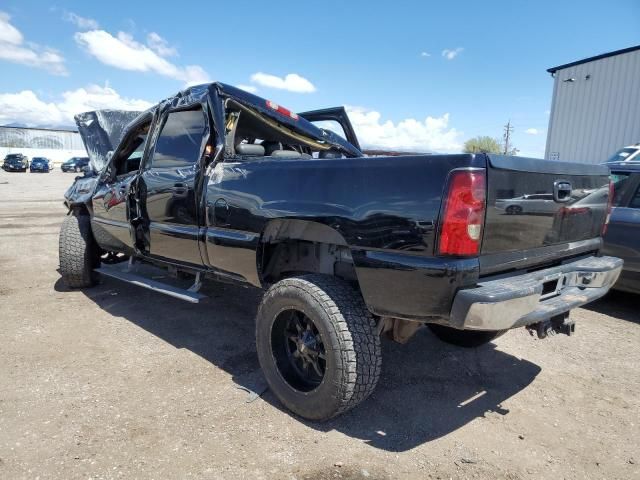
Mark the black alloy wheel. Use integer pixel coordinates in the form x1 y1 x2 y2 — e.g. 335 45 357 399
272 309 327 392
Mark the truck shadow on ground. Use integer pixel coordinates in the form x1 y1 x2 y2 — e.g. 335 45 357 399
582 290 639 324
55 276 541 452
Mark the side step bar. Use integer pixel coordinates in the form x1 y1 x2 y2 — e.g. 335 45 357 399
96 263 207 303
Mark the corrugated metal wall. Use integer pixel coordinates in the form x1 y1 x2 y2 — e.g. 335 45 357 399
545 49 640 164
0 126 85 150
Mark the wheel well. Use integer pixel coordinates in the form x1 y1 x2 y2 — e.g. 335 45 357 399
69 203 91 217
258 220 357 286
260 239 357 286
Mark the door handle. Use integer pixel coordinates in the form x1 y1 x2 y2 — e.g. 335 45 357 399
171 182 189 198
213 198 230 226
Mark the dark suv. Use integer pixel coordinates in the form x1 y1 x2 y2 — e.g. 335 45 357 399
29 157 52 173
61 157 90 173
3 153 29 172
603 162 640 293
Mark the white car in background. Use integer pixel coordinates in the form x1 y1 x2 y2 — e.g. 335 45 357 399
606 144 640 164
496 190 597 215
496 193 557 215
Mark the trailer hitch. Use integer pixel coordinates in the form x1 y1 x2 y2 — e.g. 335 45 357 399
527 313 575 339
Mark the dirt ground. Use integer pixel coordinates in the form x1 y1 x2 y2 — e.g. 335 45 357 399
0 170 638 480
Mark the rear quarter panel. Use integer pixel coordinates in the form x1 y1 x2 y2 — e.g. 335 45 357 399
207 154 485 252
205 154 486 318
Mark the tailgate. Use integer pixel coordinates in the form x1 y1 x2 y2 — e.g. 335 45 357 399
481 155 610 271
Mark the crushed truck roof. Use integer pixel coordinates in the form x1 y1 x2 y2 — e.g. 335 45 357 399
75 82 362 170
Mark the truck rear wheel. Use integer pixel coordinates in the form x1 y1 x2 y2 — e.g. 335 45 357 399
256 274 382 420
428 324 507 348
59 213 100 288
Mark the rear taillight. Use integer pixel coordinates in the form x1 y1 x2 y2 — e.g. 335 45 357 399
602 180 614 235
438 169 486 256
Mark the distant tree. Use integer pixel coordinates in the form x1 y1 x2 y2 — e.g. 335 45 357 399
463 136 502 154
503 146 519 156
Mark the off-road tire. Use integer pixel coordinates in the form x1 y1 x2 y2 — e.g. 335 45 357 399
256 274 382 421
428 324 507 348
59 213 100 288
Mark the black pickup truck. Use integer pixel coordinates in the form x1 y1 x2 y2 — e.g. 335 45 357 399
60 82 622 420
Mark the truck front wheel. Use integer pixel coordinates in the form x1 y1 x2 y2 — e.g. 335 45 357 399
256 274 382 420
59 213 100 288
428 324 507 348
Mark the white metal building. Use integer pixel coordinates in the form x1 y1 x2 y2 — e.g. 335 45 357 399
0 125 87 167
545 45 640 165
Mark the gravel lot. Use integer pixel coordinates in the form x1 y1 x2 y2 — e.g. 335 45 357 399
1 170 638 480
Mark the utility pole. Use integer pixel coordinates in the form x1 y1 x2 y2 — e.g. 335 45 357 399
502 120 514 155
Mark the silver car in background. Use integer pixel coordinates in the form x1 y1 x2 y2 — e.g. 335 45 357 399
496 193 557 215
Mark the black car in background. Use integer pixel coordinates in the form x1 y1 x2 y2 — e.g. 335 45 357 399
603 162 640 293
2 153 29 172
29 157 51 173
61 157 90 173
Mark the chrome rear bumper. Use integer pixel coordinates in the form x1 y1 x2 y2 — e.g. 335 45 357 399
449 256 623 331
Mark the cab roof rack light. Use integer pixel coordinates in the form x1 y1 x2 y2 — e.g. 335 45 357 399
266 100 298 120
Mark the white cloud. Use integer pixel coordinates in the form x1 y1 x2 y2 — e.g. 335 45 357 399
346 106 462 153
442 47 463 60
60 84 153 113
250 72 316 93
0 11 66 75
146 32 177 57
0 85 153 127
525 128 539 135
236 84 258 93
0 11 22 44
0 91 66 125
63 12 99 30
420 51 431 57
74 30 210 86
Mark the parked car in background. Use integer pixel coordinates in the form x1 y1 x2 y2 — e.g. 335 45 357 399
602 162 640 293
496 193 557 215
61 157 90 173
2 153 29 172
605 144 640 164
29 157 51 173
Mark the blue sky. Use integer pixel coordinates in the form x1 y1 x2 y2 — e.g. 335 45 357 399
0 0 638 156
